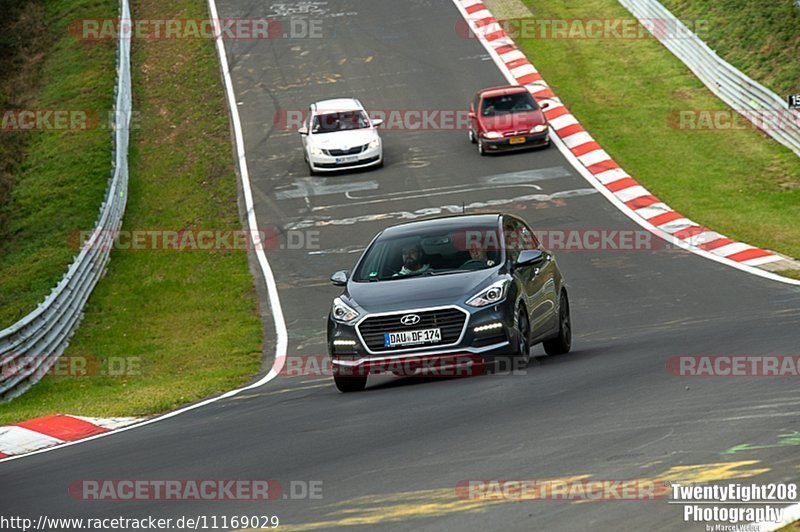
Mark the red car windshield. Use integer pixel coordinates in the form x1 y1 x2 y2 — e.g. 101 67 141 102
481 92 538 116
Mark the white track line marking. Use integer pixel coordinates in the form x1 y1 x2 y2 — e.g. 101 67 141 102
0 0 289 463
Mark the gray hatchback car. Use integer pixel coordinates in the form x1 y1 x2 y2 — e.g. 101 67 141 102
327 213 572 392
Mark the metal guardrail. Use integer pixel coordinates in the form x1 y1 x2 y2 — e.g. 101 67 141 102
0 0 132 402
619 0 800 158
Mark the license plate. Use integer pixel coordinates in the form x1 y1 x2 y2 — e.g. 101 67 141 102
384 328 442 347
335 155 359 164
509 136 526 145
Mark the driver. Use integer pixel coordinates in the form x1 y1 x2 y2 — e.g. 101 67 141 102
396 242 430 276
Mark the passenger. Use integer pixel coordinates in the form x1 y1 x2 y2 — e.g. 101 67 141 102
461 243 495 269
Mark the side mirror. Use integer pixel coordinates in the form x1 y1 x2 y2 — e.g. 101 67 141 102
514 250 545 268
298 126 309 135
371 118 383 127
541 102 550 110
468 111 476 118
330 270 349 286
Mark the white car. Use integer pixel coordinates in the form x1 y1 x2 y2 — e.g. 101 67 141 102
299 98 383 174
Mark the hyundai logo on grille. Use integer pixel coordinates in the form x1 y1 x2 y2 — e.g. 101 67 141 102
400 314 421 326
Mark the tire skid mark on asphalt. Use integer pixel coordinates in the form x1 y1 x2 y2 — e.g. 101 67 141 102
227 383 332 401
308 246 366 256
724 403 800 412
462 416 792 446
283 187 599 229
297 166 574 211
707 412 800 423
310 183 545 211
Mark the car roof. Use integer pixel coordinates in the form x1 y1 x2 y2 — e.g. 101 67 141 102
478 85 529 98
312 98 364 114
380 214 502 238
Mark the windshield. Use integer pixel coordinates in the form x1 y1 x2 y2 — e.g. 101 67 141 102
481 92 538 116
352 227 503 282
312 111 370 133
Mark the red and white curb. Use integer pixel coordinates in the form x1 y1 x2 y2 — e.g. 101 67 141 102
0 415 141 458
453 0 800 284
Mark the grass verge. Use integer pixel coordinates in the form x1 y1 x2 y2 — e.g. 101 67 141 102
510 0 800 260
0 0 117 327
0 0 262 424
659 0 800 97
776 270 800 281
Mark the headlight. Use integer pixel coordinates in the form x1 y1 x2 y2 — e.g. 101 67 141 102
368 138 380 149
482 131 503 139
309 146 325 156
473 322 503 333
331 297 359 323
466 279 510 307
530 124 548 134
333 339 357 347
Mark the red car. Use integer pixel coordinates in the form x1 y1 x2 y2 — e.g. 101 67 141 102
468 86 551 155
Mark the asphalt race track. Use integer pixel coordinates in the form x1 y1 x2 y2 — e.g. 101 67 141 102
1 1 799 530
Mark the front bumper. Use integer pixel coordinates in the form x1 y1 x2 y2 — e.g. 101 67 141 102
328 304 519 377
309 145 382 171
482 131 550 152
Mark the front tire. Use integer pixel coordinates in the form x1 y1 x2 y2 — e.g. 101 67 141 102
469 129 476 144
478 139 486 156
333 374 367 393
512 307 531 368
543 291 571 355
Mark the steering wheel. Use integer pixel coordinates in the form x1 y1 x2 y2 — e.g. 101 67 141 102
460 259 486 269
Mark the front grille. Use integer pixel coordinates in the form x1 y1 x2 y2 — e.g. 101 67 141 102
325 144 368 156
503 130 529 137
315 155 379 169
357 308 467 353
